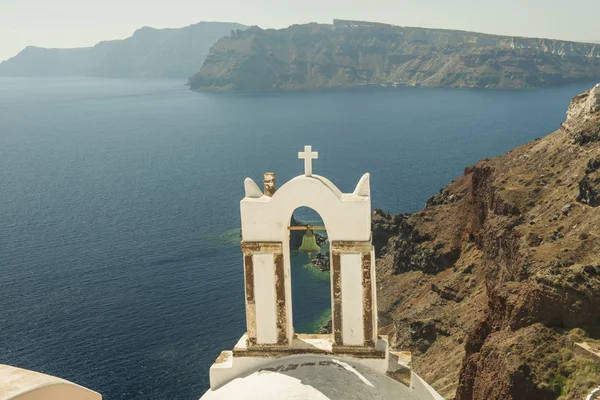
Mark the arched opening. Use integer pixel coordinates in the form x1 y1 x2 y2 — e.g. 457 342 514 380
288 206 331 334
240 173 374 347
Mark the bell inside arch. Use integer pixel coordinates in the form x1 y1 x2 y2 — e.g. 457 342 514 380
298 229 320 254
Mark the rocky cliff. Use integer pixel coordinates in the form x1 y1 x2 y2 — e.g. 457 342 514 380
374 84 600 399
189 20 600 91
0 22 247 79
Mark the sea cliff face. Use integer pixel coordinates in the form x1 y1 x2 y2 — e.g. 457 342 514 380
0 22 247 79
189 20 600 91
374 85 600 399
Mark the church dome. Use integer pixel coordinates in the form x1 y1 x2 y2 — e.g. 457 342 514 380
201 354 425 400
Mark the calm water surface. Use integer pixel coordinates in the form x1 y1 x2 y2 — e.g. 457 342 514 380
0 77 594 399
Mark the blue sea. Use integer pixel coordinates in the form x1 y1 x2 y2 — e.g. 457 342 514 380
0 77 595 399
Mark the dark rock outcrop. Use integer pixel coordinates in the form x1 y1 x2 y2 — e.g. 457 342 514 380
311 252 330 272
386 216 461 275
315 233 327 246
319 318 332 334
577 170 600 206
577 155 600 207
371 209 402 256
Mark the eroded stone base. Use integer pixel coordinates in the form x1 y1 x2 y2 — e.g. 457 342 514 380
210 334 420 391
206 334 443 400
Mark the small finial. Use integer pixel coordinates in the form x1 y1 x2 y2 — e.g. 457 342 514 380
264 172 276 196
353 173 371 196
244 178 263 198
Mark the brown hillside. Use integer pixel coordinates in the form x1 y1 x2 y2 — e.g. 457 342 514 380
374 84 600 399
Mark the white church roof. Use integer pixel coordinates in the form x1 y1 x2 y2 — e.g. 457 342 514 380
200 355 424 400
0 364 101 400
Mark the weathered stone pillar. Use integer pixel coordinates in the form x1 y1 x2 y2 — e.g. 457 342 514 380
241 241 288 347
331 241 376 349
263 172 276 197
362 249 376 347
331 251 343 345
242 251 257 345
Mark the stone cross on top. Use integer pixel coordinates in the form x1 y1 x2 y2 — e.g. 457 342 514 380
298 145 318 176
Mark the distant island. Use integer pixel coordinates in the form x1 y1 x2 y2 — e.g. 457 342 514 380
189 19 600 91
3 18 599 90
0 21 247 79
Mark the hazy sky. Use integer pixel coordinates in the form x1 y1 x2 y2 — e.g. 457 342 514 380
1 0 599 61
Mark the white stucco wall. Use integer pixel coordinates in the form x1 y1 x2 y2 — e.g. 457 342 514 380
241 174 371 242
253 253 277 344
340 253 364 345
